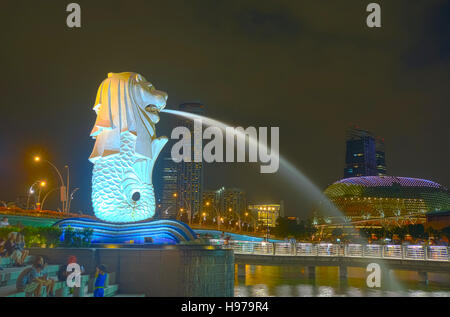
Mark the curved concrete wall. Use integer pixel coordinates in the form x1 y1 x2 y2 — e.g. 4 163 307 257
29 245 234 297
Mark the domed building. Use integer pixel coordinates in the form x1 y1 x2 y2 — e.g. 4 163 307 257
323 176 450 221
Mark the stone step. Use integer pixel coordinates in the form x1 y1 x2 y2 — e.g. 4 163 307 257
0 284 26 297
112 294 145 297
0 264 60 287
1 274 93 297
85 284 119 297
0 255 35 267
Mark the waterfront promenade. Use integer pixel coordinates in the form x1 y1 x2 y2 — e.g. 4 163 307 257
211 239 450 282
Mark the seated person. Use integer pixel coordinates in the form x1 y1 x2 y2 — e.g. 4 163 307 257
3 232 17 263
11 233 29 266
0 217 9 228
0 237 5 270
17 256 55 297
58 255 85 294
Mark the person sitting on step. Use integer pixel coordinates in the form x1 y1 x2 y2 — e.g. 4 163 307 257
3 232 18 265
17 256 55 297
11 233 29 267
0 237 6 270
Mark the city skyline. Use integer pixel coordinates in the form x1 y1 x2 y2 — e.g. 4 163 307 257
0 1 449 218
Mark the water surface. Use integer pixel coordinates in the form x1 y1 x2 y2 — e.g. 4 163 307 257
234 265 450 297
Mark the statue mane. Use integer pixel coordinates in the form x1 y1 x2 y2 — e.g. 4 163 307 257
89 72 158 163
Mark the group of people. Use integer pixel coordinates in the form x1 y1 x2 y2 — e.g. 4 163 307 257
15 254 109 297
0 215 108 297
0 231 29 269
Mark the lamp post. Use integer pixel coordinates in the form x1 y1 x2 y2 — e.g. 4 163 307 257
34 156 68 212
202 201 211 225
65 165 70 214
36 181 46 210
26 180 46 210
178 192 192 225
67 187 79 213
40 187 59 211
201 212 206 225
245 212 249 232
26 181 38 209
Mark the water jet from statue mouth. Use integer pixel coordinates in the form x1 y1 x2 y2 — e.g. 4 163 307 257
145 104 160 114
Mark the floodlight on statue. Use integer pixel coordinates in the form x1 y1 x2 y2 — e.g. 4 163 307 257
89 72 168 223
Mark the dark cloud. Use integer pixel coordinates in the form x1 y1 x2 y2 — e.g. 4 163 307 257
234 7 302 40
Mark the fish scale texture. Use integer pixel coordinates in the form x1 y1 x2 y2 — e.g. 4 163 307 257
92 132 155 223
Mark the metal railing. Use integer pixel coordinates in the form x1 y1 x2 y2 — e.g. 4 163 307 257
209 239 450 262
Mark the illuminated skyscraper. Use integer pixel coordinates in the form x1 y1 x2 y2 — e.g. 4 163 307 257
215 187 247 216
344 126 387 178
177 103 204 221
159 144 179 219
375 137 387 176
202 190 217 210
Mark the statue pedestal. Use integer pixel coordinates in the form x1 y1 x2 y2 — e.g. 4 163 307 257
54 218 197 245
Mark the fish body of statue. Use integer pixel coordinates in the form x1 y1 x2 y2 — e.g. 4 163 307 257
89 72 168 223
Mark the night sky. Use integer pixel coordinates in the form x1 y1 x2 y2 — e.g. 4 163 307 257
0 0 449 217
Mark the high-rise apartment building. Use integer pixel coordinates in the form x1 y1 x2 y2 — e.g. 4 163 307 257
215 187 247 216
344 126 387 178
176 103 204 220
159 144 179 219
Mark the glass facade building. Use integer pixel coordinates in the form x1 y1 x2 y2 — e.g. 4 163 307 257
158 103 205 220
177 103 204 220
159 145 179 219
344 127 387 178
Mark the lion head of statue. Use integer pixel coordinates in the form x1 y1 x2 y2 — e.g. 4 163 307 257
89 72 168 163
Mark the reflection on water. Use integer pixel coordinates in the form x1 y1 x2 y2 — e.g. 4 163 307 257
234 265 450 297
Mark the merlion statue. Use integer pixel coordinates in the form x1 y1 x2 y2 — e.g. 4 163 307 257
89 72 168 223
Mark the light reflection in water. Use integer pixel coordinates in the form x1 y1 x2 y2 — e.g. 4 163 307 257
296 285 313 297
235 265 450 297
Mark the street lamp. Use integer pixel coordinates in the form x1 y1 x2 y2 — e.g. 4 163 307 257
40 187 59 211
34 155 69 212
201 202 211 225
201 212 207 225
177 193 192 225
36 181 46 210
67 187 79 213
26 180 46 209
